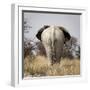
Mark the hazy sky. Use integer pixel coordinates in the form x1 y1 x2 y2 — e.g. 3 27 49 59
24 12 80 44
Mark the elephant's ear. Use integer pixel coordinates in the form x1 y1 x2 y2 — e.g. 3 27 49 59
36 25 50 40
59 26 71 42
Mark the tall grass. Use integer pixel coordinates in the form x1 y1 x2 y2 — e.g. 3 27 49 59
24 55 80 77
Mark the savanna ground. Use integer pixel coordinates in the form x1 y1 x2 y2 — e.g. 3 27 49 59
24 55 80 77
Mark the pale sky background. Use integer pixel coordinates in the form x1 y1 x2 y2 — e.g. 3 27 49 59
24 12 80 44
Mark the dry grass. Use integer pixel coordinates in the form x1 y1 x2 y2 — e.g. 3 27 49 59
24 55 80 77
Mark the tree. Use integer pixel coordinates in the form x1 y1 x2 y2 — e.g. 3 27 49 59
24 18 32 33
62 36 80 59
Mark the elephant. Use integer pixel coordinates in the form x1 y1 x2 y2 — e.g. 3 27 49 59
36 25 71 64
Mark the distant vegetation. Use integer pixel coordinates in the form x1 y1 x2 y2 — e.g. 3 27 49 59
24 36 80 59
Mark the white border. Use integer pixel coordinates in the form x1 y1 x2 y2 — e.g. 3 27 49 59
11 4 87 87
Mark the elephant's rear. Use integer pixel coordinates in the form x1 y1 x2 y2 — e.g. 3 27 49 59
41 26 65 63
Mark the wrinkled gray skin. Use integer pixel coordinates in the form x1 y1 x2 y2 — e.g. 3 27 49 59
36 25 71 64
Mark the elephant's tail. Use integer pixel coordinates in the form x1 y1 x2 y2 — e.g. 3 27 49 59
51 27 57 63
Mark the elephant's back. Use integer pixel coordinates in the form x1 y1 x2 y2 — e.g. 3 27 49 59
41 26 64 39
41 26 64 43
